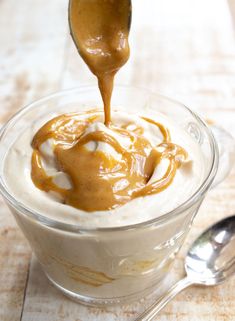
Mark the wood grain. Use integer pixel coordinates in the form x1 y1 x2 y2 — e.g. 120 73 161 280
0 0 235 320
0 0 68 320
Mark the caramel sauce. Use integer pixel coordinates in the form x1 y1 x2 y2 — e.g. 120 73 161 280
31 112 187 211
31 0 188 212
69 0 131 125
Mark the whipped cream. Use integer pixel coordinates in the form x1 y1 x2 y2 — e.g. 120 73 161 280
4 110 205 228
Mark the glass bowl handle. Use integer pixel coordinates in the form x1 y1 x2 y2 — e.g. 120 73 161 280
210 124 235 188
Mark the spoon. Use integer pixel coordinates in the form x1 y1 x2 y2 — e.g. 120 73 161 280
68 0 132 126
136 215 235 321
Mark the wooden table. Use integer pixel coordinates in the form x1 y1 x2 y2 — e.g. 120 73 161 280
1 0 235 320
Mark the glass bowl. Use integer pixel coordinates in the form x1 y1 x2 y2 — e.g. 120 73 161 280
0 86 219 306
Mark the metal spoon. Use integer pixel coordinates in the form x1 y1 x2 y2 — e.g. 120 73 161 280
136 215 235 321
68 0 132 61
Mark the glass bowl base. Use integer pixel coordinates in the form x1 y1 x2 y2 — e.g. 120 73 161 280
45 272 171 307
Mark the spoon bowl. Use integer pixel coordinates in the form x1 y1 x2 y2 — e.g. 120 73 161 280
136 215 235 321
186 215 235 285
68 0 132 72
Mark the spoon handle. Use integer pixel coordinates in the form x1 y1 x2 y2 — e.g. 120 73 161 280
135 277 193 321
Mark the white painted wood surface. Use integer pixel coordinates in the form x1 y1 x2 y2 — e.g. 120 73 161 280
0 0 235 320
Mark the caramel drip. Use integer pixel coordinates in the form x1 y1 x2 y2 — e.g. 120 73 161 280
142 117 171 142
31 112 187 212
69 0 131 125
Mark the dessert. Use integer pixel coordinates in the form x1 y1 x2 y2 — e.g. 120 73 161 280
0 0 210 304
4 109 204 227
0 91 211 301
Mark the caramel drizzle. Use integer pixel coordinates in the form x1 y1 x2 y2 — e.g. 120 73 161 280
69 0 131 125
31 112 187 212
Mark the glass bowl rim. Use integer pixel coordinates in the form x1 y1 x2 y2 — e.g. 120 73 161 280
0 85 219 233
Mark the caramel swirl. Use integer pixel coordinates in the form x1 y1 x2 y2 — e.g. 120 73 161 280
31 112 187 212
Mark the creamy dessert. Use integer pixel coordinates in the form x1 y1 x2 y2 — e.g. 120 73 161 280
4 109 204 228
1 0 208 304
1 95 208 302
